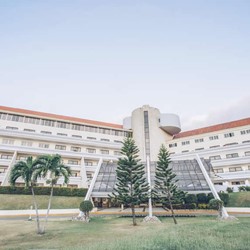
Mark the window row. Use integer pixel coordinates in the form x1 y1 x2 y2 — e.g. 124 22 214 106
1 112 131 137
5 126 124 144
1 139 122 156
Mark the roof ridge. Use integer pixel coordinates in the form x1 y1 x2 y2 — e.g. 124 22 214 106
0 105 123 129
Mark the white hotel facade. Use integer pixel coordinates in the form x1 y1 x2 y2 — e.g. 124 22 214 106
0 105 249 193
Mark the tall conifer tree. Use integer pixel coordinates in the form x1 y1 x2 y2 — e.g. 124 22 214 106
154 145 183 224
112 137 149 226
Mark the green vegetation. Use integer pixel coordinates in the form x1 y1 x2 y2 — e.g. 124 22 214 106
0 185 87 196
112 137 149 226
79 200 94 221
33 154 72 230
0 194 83 210
227 192 250 207
0 217 249 250
154 145 185 224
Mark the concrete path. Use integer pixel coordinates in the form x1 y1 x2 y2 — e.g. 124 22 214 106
0 207 249 218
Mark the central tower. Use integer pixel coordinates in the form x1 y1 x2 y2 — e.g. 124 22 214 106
123 105 181 161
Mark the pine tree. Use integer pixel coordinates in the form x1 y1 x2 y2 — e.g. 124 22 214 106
154 145 183 224
112 137 149 226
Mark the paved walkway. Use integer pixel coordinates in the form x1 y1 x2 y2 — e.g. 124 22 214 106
0 207 250 218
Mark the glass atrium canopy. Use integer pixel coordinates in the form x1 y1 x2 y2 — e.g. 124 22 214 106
91 158 212 198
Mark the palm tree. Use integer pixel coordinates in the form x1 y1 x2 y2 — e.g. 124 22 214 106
9 156 43 234
33 154 72 227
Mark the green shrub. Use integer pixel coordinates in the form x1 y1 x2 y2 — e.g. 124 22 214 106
207 193 214 202
80 200 93 221
0 186 87 197
209 199 224 210
226 187 234 193
196 193 208 203
184 194 197 204
185 203 196 209
218 192 229 205
198 203 208 209
238 186 246 192
245 186 250 191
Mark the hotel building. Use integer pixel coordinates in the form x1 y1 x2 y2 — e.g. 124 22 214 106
0 105 249 197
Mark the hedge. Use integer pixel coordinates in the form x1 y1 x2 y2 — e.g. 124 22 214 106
0 186 87 197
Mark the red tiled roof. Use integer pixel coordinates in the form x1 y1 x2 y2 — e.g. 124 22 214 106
174 118 250 139
0 106 123 129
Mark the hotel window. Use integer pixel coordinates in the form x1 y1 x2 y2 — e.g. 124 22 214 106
114 151 121 156
210 145 220 148
71 146 81 152
24 129 35 132
182 141 190 145
21 141 33 147
1 154 12 159
6 126 18 130
85 161 93 166
209 135 219 140
224 132 234 138
68 160 79 165
209 155 221 160
39 143 49 148
55 145 66 150
195 148 204 151
169 143 177 148
24 117 40 125
214 169 224 173
229 167 242 172
86 148 96 154
41 131 52 134
248 165 250 170
226 153 239 158
101 150 109 155
195 138 204 143
101 138 110 142
17 156 28 161
241 129 250 135
182 150 189 153
6 114 22 122
232 181 245 185
0 113 7 120
57 133 67 136
72 135 82 138
224 142 238 146
99 128 110 134
243 140 250 144
87 137 96 140
57 121 70 129
245 151 250 156
2 139 14 145
114 140 123 143
72 124 82 131
41 119 55 127
86 126 98 133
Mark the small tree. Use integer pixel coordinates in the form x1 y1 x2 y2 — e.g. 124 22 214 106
209 199 224 218
33 154 72 232
154 145 183 224
79 200 93 222
9 156 43 234
112 137 149 226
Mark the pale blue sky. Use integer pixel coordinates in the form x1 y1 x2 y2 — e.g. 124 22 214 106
0 0 249 130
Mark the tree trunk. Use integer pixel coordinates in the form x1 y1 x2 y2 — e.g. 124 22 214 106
45 183 54 223
31 186 43 234
131 204 137 226
168 192 177 225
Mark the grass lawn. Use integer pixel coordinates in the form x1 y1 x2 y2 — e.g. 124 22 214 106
0 216 249 250
0 194 83 210
227 192 250 207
